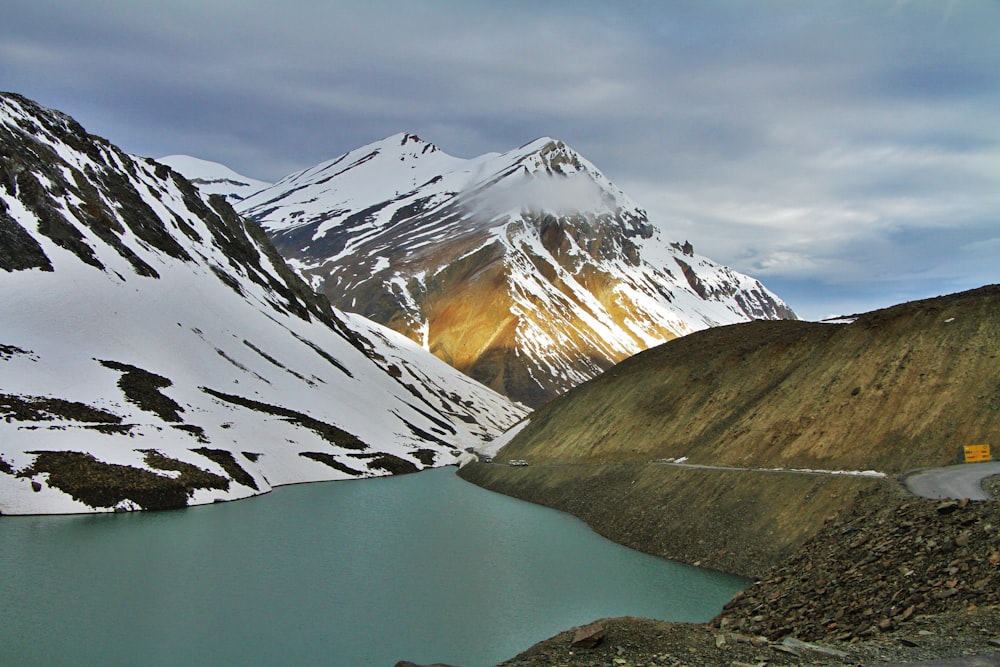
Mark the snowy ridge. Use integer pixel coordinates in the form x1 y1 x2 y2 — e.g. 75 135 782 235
159 154 271 204
240 133 795 406
0 94 527 515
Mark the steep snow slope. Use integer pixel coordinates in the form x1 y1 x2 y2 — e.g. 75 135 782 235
240 133 795 406
158 154 271 204
0 94 527 515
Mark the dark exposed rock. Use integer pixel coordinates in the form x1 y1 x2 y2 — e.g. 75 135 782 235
0 344 34 361
192 447 258 490
0 198 52 271
366 454 419 475
19 450 229 511
201 387 369 450
937 500 962 514
0 392 123 423
98 360 185 422
299 452 364 477
412 448 438 466
16 167 105 270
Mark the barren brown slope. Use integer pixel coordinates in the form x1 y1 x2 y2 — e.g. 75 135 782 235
495 285 1000 474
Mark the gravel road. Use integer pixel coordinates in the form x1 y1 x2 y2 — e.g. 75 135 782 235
904 462 1000 500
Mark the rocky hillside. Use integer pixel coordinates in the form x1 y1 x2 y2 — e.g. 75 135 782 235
462 286 1000 666
0 92 526 515
486 483 1000 667
494 285 1000 473
464 286 1000 577
236 133 794 407
714 485 1000 645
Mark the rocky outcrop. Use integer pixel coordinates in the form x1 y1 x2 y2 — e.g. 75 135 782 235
571 622 607 649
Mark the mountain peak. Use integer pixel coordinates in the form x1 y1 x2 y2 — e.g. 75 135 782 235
369 131 441 157
398 132 433 149
239 133 795 407
513 137 589 175
158 155 272 203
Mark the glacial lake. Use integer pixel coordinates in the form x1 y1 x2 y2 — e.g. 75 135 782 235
0 467 747 666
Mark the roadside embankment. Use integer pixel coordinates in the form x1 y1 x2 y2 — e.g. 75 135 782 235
458 461 884 578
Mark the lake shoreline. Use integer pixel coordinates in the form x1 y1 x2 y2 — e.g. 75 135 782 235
1 466 744 667
458 460 881 578
458 462 1000 666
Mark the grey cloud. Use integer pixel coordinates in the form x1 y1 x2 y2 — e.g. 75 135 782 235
1 0 997 320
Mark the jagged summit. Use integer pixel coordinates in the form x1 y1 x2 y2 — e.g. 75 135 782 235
238 133 795 407
514 137 589 175
0 94 526 514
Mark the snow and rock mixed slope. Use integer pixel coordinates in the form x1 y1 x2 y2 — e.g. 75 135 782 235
0 93 527 515
238 133 795 407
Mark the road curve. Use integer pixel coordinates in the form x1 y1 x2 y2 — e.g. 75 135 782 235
903 462 1000 501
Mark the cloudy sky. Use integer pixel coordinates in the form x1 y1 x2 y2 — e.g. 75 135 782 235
2 1 998 320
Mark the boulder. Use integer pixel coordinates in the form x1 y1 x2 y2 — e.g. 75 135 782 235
778 636 848 661
571 621 606 648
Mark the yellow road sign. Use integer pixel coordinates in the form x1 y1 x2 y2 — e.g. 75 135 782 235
963 444 991 463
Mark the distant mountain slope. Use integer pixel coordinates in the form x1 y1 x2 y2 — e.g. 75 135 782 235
0 93 527 515
158 154 271 204
238 133 795 407
493 285 1000 474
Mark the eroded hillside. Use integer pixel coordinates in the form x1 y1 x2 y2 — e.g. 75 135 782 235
494 286 1000 474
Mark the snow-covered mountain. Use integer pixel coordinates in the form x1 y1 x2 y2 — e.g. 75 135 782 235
0 94 527 515
239 133 796 407
158 154 271 205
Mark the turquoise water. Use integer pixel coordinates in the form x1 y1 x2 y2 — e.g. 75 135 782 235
0 467 746 666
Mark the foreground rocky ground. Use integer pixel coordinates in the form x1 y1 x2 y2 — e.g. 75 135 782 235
491 610 1000 666
491 479 1000 666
